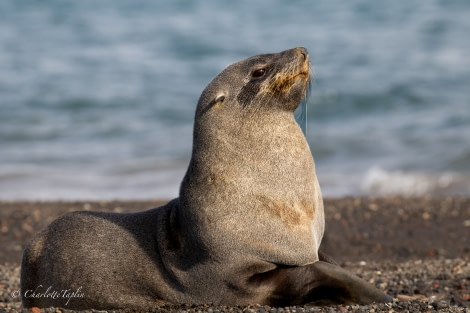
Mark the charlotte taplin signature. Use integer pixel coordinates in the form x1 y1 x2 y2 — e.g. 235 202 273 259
11 285 85 306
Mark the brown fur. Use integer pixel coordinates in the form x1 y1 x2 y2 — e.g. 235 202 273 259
21 47 391 310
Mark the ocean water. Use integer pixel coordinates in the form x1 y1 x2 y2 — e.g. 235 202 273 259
1 1 469 200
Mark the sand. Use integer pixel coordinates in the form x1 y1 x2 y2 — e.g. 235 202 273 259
0 197 469 312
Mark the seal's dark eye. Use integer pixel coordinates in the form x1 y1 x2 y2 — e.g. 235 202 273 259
252 68 266 78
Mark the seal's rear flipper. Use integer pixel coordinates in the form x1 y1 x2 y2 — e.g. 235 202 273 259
251 261 393 306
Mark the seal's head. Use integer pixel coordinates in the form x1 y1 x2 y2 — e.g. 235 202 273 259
197 46 310 116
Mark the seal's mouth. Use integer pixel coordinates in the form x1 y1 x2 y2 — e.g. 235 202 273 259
293 68 311 86
298 61 311 79
270 66 310 96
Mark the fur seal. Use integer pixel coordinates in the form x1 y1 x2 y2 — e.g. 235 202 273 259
21 47 392 310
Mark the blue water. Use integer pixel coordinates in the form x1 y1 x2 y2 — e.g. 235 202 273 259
1 1 470 200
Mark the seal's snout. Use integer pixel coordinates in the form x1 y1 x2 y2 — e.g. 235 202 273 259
294 47 308 61
296 47 310 77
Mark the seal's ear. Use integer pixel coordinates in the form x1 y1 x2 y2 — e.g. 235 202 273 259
214 93 225 104
199 93 226 116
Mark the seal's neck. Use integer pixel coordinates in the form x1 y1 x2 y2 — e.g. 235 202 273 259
183 109 313 193
179 108 318 218
178 108 323 265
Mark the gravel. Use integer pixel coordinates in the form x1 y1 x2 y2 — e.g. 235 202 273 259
0 197 469 312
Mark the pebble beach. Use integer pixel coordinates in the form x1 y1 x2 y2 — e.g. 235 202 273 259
0 197 469 312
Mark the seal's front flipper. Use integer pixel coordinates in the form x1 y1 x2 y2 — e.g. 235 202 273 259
301 261 393 306
251 261 393 306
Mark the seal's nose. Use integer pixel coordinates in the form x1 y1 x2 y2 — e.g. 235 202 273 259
295 47 308 60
